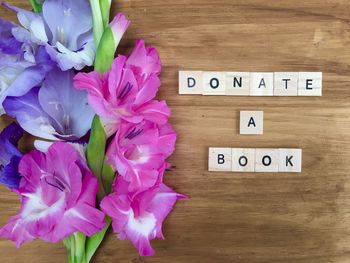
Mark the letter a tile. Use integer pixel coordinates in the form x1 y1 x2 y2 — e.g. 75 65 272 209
250 72 274 96
240 111 263 135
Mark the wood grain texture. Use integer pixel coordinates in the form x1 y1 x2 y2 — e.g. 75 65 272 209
1 0 350 262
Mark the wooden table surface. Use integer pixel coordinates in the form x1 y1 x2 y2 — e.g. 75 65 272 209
1 0 350 262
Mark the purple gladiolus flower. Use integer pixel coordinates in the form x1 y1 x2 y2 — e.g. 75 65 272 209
0 142 106 247
3 0 95 71
0 122 23 189
0 18 53 115
3 67 94 141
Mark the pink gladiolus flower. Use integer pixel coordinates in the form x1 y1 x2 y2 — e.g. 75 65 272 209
0 142 105 247
126 39 161 85
74 42 170 133
100 169 186 256
106 120 176 192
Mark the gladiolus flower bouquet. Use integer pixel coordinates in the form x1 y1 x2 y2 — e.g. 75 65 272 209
0 0 186 261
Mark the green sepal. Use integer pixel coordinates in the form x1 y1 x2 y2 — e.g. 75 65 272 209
94 27 115 73
85 217 112 262
86 115 107 200
101 162 115 194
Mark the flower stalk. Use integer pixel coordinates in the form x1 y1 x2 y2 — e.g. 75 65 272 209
29 0 42 13
62 1 117 262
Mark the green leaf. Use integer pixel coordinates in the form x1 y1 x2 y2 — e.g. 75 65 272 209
94 27 115 73
87 115 107 200
85 217 112 262
99 0 111 28
29 0 42 13
89 0 104 47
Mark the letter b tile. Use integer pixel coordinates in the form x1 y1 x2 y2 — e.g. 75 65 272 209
208 148 232 172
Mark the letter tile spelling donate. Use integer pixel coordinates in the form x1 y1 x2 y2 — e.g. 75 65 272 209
178 71 322 96
274 72 298 96
179 71 203 94
208 148 232 172
203 72 226 95
249 72 274 96
226 72 250 95
240 111 263 135
298 72 322 96
232 148 255 172
278 148 302 172
255 148 279 172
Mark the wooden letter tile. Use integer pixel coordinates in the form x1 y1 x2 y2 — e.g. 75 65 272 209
203 72 226 95
274 72 298 96
250 72 274 96
278 148 302 173
179 71 203 95
255 148 279 172
232 148 255 172
208 148 232 172
240 111 263 135
225 72 250 96
298 72 322 96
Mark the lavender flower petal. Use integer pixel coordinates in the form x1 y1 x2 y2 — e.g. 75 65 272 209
0 123 23 189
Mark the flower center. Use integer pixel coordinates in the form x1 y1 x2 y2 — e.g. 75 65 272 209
41 172 69 192
125 127 143 140
118 82 133 100
56 26 66 46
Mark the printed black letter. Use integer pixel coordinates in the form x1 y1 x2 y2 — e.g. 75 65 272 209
233 77 242 88
248 117 256 127
262 155 271 166
187 77 196 88
210 78 219 89
306 79 313 90
238 156 248 167
258 78 266 89
282 78 291 89
286 155 293 166
218 154 225 164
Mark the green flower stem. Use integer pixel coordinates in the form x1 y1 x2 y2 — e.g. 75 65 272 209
74 232 87 263
66 2 117 261
89 0 104 47
99 0 111 28
29 0 42 13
